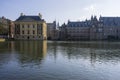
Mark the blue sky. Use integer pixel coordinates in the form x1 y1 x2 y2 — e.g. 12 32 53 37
0 0 120 24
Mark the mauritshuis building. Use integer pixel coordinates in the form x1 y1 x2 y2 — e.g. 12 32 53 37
59 16 120 40
14 13 47 40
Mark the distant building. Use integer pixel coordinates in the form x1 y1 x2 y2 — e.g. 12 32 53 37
59 23 67 40
59 16 120 40
14 13 47 40
9 21 14 39
47 21 56 40
99 17 120 40
47 21 60 40
89 16 104 40
66 21 90 40
0 16 13 38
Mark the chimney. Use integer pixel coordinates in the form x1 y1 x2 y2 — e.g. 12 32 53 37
38 13 42 19
20 13 24 16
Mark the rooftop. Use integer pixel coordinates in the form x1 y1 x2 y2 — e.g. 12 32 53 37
15 13 44 22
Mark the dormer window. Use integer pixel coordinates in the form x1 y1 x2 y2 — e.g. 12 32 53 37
33 25 35 28
28 24 30 28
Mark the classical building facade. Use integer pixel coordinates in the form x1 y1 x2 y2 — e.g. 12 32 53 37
14 13 47 40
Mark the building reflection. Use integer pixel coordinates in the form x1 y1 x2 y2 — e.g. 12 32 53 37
1 41 120 66
47 41 120 65
14 41 47 65
0 41 47 66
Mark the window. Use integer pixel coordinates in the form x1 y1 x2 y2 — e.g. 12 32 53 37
33 25 35 28
28 30 29 34
22 30 24 34
28 24 30 28
41 24 43 27
22 25 24 28
98 28 103 32
33 30 35 34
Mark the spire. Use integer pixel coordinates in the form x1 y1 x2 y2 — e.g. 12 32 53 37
57 22 59 27
68 19 70 23
91 15 94 20
94 15 97 21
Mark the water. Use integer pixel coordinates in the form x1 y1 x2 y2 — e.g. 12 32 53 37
0 41 120 80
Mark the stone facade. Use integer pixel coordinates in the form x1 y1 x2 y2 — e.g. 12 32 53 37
47 21 56 40
59 16 120 40
66 21 90 40
99 17 120 40
9 21 15 38
59 23 67 40
14 13 47 40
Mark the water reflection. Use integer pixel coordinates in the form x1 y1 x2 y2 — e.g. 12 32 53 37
0 41 47 66
0 41 120 80
47 41 120 65
15 41 47 66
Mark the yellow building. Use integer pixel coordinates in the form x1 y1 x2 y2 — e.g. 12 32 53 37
14 13 47 40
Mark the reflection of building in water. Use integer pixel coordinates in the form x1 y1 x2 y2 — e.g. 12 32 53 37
90 49 96 67
14 41 47 64
9 41 15 51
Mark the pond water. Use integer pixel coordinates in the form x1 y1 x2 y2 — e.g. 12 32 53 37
0 41 120 80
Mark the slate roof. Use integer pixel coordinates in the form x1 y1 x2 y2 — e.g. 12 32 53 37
99 17 120 27
67 21 91 27
15 16 44 22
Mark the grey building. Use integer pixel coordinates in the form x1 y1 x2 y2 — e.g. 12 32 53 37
99 17 120 40
59 16 120 40
47 21 56 40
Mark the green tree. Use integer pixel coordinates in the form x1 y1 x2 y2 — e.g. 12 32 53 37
0 22 8 35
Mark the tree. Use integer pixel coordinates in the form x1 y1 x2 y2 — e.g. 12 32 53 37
0 22 8 35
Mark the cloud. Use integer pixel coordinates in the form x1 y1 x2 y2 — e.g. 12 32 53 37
84 4 96 12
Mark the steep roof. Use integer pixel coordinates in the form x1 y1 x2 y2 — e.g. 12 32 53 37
99 17 120 27
67 21 91 27
15 15 44 22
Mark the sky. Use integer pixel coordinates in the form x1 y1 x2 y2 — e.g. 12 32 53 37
0 0 120 25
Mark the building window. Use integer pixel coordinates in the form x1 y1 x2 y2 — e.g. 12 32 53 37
28 24 30 28
98 28 103 32
28 30 29 34
33 25 35 28
22 30 24 34
22 25 24 28
33 30 35 34
41 24 43 27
